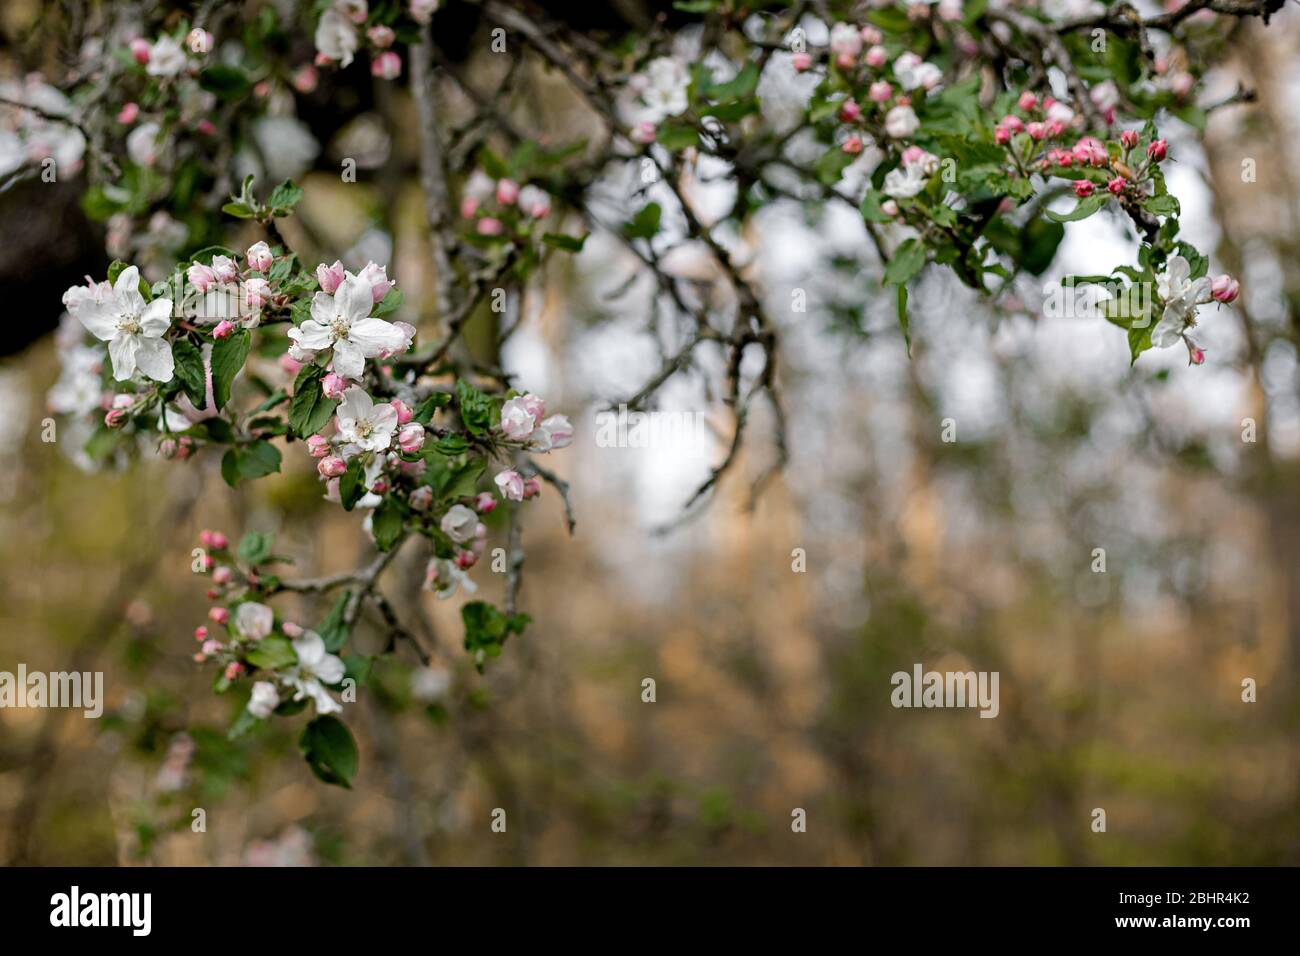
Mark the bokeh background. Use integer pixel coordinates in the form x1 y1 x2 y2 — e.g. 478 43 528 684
3 1 1300 865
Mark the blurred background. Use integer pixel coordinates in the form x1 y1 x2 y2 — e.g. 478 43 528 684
3 1 1300 865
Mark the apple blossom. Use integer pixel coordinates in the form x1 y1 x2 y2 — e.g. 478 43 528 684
884 105 920 138
367 25 396 48
477 217 504 236
523 477 542 499
247 682 280 719
316 260 345 294
306 435 331 458
518 185 551 218
1152 255 1213 348
498 396 536 440
315 8 358 67
791 52 812 72
637 57 690 121
495 468 525 501
129 38 151 64
868 81 892 104
842 136 864 155
117 102 139 124
829 23 863 60
496 178 520 205
441 503 479 543
318 455 347 478
475 492 497 514
209 607 230 625
1211 274 1240 303
285 631 345 715
1018 91 1038 111
357 261 396 303
213 566 233 586
409 486 433 511
247 241 273 272
335 386 399 453
288 274 408 379
235 602 274 641
1147 138 1167 161
65 265 174 382
865 45 887 68
372 51 402 80
147 35 188 77
397 423 425 454
1073 180 1094 198
125 121 162 166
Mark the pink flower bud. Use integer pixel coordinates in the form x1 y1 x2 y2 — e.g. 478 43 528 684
791 52 812 72
211 255 238 282
1018 91 1038 111
117 102 140 124
200 530 228 550
1187 342 1206 365
861 26 883 45
1146 138 1167 161
187 263 217 293
253 81 271 98
1026 122 1045 141
130 38 150 65
244 277 271 309
193 652 206 663
1002 115 1024 134
881 199 899 217
1072 136 1107 166
842 136 864 155
246 241 273 273
105 408 128 429
224 662 244 681
279 354 303 377
409 486 433 512
367 25 396 48
868 81 892 104
318 456 347 478
1107 176 1126 195
398 423 425 454
213 566 233 586
523 477 542 499
316 260 345 294
495 468 525 502
455 550 478 570
474 492 497 514
202 640 221 655
1045 119 1066 137
496 178 520 206
1073 180 1095 198
1211 274 1239 303
306 435 331 458
865 45 887 68
208 607 230 625
631 121 656 145
839 99 861 122
159 438 178 459
1120 129 1139 149
477 217 504 236
370 478 389 495
282 621 303 638
390 398 414 425
835 51 856 70
994 125 1010 146
460 196 480 219
213 320 235 339
371 51 402 80
322 372 348 399
292 64 319 93
194 626 208 642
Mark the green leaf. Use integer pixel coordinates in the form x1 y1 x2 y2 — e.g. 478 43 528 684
1142 194 1180 218
226 708 261 741
199 65 252 100
237 440 281 480
267 179 304 214
455 379 494 436
656 122 699 151
413 392 451 424
1047 194 1107 223
288 364 338 438
221 449 240 487
542 233 587 252
704 62 759 101
461 601 528 672
433 434 470 456
246 634 297 671
210 329 251 410
373 288 404 317
623 202 662 240
318 591 352 653
299 716 358 788
221 201 256 219
237 530 275 565
814 148 855 186
1019 217 1065 276
883 238 927 286
342 654 373 687
372 496 404 551
339 457 367 511
171 338 207 408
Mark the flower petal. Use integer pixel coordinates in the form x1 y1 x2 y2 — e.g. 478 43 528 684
139 298 173 337
337 275 373 324
331 338 365 379
133 336 174 381
348 317 407 357
108 334 138 380
290 321 334 350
